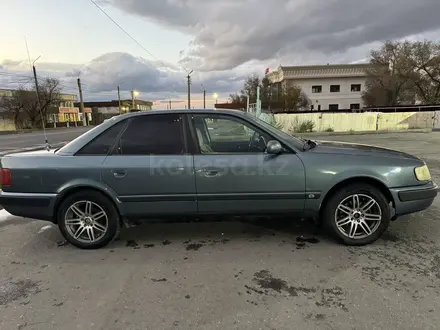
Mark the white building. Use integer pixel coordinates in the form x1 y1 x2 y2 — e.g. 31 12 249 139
267 63 375 111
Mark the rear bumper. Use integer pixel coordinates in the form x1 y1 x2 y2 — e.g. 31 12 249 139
391 181 438 217
0 191 57 221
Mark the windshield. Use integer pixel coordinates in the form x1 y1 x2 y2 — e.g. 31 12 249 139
246 113 305 149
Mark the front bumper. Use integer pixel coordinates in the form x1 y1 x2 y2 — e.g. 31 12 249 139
391 181 438 217
0 190 57 221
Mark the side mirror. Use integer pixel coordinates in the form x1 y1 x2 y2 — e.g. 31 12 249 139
266 140 283 154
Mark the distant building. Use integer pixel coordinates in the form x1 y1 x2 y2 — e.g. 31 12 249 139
266 63 375 111
0 88 86 124
77 99 153 115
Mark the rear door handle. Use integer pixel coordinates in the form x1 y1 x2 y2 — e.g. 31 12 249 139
113 169 127 178
202 169 222 177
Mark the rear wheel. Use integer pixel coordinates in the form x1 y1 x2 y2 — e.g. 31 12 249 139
323 183 390 246
57 190 120 249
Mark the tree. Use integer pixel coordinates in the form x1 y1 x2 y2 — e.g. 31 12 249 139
229 74 308 112
228 93 245 103
0 77 61 129
409 41 440 104
362 41 416 107
362 40 440 107
277 85 311 112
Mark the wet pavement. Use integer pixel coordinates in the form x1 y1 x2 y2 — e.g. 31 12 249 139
1 131 440 330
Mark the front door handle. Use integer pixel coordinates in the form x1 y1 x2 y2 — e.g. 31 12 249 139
113 169 127 178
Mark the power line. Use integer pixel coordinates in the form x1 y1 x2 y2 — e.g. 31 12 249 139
88 0 186 73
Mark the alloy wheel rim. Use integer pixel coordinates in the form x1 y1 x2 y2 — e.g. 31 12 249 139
334 194 382 240
64 200 108 243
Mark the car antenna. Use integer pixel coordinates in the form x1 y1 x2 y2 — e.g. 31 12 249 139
25 37 50 151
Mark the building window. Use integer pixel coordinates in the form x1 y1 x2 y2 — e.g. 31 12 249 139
312 85 322 93
310 105 314 110
351 84 361 92
350 103 360 110
318 105 321 111
330 85 340 93
329 104 339 110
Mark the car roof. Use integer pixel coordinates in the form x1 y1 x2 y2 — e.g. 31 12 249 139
117 108 247 119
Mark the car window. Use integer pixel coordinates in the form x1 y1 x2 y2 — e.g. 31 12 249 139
193 114 271 154
76 120 127 155
247 113 304 150
115 114 185 155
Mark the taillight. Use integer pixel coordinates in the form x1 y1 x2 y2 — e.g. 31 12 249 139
0 169 12 186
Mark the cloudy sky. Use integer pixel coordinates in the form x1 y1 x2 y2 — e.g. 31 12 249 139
1 0 440 109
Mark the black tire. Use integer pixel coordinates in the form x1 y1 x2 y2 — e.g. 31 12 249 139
57 190 120 249
322 183 390 246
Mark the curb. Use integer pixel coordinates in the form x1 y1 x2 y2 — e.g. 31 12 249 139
296 128 432 137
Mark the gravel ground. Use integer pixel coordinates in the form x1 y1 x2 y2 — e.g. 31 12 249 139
0 132 440 330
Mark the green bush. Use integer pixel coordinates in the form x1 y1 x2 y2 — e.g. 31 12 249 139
292 120 315 133
268 115 284 130
324 127 334 132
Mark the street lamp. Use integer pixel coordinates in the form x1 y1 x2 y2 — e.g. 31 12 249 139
212 93 219 106
131 90 139 109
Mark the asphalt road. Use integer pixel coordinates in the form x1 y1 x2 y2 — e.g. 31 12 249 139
0 127 91 154
1 132 440 330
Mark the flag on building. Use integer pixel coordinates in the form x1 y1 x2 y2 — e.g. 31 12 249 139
265 68 270 75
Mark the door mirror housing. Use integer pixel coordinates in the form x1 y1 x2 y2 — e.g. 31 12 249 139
266 140 283 154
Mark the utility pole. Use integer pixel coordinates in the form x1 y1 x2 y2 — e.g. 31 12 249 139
187 70 193 110
77 78 87 126
201 84 206 109
169 100 172 110
117 85 122 114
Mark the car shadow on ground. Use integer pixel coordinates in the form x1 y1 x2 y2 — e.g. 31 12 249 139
107 216 327 250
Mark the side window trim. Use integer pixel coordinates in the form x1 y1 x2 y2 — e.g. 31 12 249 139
182 114 197 154
74 119 129 156
110 113 188 156
190 113 292 155
109 118 131 156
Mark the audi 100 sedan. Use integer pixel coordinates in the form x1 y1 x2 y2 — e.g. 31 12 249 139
0 109 437 249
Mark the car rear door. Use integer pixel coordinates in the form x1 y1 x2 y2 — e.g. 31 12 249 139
101 114 197 219
190 113 306 215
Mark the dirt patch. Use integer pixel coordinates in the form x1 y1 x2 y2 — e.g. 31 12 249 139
296 236 320 249
151 278 167 283
245 270 348 312
0 279 41 306
186 243 204 251
126 240 140 249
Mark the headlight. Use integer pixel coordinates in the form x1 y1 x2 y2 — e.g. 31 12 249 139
415 164 431 181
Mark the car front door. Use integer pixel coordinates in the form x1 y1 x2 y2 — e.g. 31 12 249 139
191 113 306 215
101 114 197 219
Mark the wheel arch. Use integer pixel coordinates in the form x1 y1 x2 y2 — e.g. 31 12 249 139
319 176 395 217
53 184 122 223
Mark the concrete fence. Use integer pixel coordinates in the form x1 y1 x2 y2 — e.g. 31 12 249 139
0 115 16 132
274 111 437 133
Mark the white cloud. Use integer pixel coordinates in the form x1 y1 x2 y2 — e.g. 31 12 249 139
105 0 440 71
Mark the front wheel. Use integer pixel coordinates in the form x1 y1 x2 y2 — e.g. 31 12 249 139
57 190 120 249
322 183 391 246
